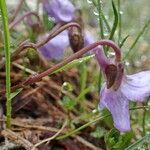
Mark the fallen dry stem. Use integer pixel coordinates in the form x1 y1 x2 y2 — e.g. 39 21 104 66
2 129 37 150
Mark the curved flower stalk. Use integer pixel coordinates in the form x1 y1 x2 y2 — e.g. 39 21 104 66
94 47 150 132
43 0 75 23
9 12 42 30
0 22 80 69
0 40 121 95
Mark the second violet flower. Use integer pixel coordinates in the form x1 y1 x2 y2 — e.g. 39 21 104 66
39 0 95 60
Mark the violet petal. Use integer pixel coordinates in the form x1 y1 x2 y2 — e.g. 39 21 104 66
38 30 69 60
84 31 96 54
99 84 130 132
121 71 150 102
43 0 75 22
84 31 95 46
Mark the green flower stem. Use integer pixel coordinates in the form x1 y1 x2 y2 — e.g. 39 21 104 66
56 106 149 140
0 0 11 128
56 114 110 140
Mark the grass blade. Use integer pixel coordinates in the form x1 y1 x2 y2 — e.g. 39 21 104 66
125 134 150 150
120 35 129 48
109 0 118 40
123 20 150 60
52 55 94 74
0 0 11 128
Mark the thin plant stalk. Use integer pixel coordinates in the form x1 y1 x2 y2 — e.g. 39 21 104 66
0 0 11 128
92 0 111 32
56 114 110 140
119 35 129 48
109 0 118 41
97 0 104 39
117 0 121 44
56 106 149 140
9 11 42 30
96 0 105 91
106 0 118 51
79 62 87 109
9 0 24 22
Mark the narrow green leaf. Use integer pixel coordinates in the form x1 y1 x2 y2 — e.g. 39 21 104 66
75 86 92 102
117 0 121 44
79 62 87 101
56 114 110 140
0 0 11 128
10 88 23 100
92 0 111 32
56 106 148 140
52 54 94 74
125 134 150 150
120 35 129 48
123 20 150 60
97 0 104 39
109 0 118 40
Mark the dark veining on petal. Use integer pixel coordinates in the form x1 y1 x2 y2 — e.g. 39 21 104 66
105 64 117 89
113 63 124 90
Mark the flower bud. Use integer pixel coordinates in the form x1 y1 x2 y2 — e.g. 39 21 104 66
68 9 84 53
68 26 84 53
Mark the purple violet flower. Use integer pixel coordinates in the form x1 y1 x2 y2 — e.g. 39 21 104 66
84 31 96 54
38 30 69 60
95 47 150 132
43 0 75 23
41 0 96 60
40 0 75 59
39 30 95 60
